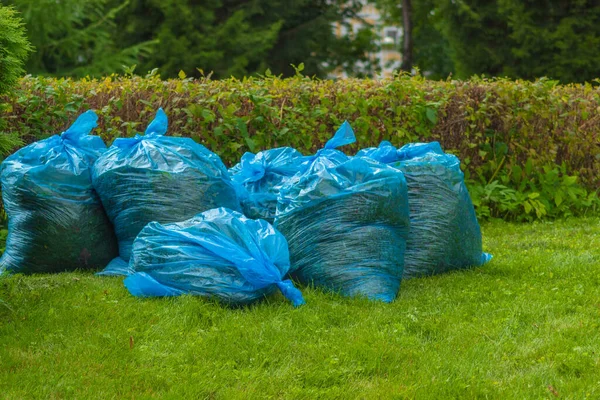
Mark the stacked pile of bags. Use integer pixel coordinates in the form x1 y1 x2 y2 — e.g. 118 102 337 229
0 109 490 307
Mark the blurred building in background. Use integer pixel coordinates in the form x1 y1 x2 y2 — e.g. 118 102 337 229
331 2 402 79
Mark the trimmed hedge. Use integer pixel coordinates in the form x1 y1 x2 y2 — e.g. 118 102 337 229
0 73 598 221
0 74 600 221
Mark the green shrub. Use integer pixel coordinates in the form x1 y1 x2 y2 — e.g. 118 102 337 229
469 164 598 222
0 6 33 95
0 73 598 221
0 6 31 161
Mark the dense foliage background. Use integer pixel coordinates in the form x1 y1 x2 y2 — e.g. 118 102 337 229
4 0 378 79
1 74 598 221
3 0 600 82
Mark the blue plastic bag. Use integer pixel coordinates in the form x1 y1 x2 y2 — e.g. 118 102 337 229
357 141 446 162
275 154 410 303
124 207 304 307
356 140 403 163
229 121 355 223
92 109 240 275
230 147 308 223
357 141 491 278
0 111 118 274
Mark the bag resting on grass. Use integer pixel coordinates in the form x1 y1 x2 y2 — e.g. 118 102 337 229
124 207 304 307
0 111 118 274
92 108 240 276
229 121 355 223
275 154 410 303
358 141 491 278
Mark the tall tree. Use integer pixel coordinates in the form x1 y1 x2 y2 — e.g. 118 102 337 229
109 0 282 78
0 5 32 157
399 0 412 71
7 0 383 79
6 0 153 77
374 0 453 78
433 0 513 79
111 0 378 79
0 5 33 94
8 0 380 79
435 0 600 82
259 0 379 77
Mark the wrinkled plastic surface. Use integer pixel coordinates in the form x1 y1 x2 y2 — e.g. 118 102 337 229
319 120 356 153
275 155 410 302
230 147 308 223
358 141 491 278
355 140 400 163
229 121 355 223
0 111 118 274
93 109 239 275
124 207 304 307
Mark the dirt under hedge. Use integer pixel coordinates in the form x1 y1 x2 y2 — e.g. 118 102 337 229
1 75 598 189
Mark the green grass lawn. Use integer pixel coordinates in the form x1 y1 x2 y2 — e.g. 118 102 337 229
1 218 599 399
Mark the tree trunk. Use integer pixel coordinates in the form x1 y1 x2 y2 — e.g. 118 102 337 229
400 0 413 72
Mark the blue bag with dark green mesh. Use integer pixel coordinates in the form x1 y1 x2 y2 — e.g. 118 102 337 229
230 121 355 223
357 141 491 278
229 147 308 223
0 111 118 274
93 109 240 276
124 208 304 307
275 149 410 303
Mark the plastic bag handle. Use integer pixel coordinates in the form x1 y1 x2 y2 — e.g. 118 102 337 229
308 120 356 162
232 153 266 185
276 280 306 307
323 120 355 150
60 110 98 142
112 108 168 149
144 108 168 137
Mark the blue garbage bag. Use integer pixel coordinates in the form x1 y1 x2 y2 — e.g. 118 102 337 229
275 154 410 303
355 140 400 163
358 141 445 162
229 121 355 223
92 109 240 276
357 141 492 278
230 147 308 223
124 207 304 307
0 111 118 274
